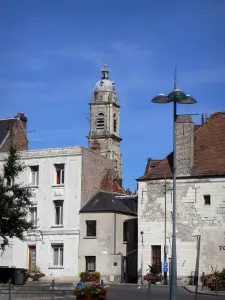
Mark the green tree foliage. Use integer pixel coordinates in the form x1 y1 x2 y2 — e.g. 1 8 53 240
0 146 33 250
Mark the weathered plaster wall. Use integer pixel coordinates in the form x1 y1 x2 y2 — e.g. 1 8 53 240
138 178 225 284
79 212 134 283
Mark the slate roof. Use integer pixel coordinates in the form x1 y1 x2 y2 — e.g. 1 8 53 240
80 191 137 215
138 112 225 180
0 120 10 146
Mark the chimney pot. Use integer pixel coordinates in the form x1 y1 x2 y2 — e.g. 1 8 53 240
15 112 27 131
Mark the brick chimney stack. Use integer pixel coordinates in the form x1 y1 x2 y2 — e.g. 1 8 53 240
15 112 27 132
176 115 194 176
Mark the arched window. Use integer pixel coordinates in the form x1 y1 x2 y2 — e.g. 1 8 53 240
113 113 117 132
97 113 104 129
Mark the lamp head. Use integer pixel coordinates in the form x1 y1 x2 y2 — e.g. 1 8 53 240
151 94 172 104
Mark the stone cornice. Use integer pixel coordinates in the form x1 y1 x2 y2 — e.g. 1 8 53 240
0 146 82 161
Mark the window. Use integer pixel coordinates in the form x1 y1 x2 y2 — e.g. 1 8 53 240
123 221 128 242
151 245 161 273
29 207 37 226
85 256 96 271
55 164 65 185
54 200 63 225
96 113 104 129
30 166 39 186
204 195 211 205
113 114 117 132
86 220 96 237
52 244 63 266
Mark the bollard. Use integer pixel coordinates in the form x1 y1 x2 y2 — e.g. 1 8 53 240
147 281 151 300
8 278 11 300
52 279 55 300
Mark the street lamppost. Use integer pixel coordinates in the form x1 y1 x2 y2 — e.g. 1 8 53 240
151 68 197 300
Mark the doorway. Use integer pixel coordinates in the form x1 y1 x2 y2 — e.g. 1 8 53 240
28 246 36 270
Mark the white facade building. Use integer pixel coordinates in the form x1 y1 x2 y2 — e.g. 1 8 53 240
0 146 113 281
137 112 225 284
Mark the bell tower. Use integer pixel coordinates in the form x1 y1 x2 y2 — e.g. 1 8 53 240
87 64 122 182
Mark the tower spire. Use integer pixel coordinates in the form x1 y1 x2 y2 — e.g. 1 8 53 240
101 64 109 80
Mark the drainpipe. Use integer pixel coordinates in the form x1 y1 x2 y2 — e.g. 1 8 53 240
113 213 116 254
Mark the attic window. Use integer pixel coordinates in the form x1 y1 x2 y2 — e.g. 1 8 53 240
204 195 211 205
97 113 104 130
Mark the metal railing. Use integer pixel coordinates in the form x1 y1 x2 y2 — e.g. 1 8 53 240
0 280 74 299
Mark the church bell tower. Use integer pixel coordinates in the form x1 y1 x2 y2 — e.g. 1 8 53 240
87 64 122 182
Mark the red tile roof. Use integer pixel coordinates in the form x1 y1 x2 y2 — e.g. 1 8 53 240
113 182 126 194
138 112 225 180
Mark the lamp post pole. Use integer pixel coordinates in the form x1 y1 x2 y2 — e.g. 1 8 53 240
170 97 177 299
164 174 168 285
151 68 197 300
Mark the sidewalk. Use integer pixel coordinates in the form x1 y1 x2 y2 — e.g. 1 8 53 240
184 285 225 297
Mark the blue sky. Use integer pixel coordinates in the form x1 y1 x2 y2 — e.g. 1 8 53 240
0 0 224 190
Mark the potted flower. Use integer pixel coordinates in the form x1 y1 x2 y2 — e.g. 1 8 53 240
74 284 106 299
26 266 45 281
80 272 101 283
144 264 160 284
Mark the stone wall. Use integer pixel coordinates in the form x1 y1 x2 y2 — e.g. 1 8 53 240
138 178 225 284
176 116 194 176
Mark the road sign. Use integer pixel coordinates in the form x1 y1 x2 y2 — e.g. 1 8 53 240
75 282 83 288
164 267 168 273
164 262 168 268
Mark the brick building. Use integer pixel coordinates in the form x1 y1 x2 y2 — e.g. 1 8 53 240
137 112 225 284
0 112 28 152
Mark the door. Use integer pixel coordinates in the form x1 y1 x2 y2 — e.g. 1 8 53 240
28 246 36 270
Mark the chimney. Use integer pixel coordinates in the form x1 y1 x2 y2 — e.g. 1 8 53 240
15 112 27 132
90 139 101 153
176 115 194 176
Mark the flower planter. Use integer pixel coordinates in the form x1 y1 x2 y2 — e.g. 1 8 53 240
76 295 105 300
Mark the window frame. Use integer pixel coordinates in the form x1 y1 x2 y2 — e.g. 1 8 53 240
123 221 128 243
86 220 96 237
85 256 96 272
54 200 63 226
204 195 211 205
113 118 117 132
55 164 65 185
29 206 37 227
30 165 39 186
52 244 64 267
96 113 104 130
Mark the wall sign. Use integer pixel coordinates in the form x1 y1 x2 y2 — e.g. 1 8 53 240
219 246 225 250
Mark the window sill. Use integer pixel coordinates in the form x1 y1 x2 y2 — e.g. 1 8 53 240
123 241 127 244
48 266 64 269
29 185 39 188
52 184 65 188
84 236 97 239
51 225 64 228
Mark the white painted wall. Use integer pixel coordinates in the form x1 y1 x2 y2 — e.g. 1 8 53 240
79 212 133 282
138 178 225 284
0 147 82 281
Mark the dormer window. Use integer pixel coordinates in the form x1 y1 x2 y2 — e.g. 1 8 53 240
97 113 104 130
